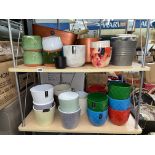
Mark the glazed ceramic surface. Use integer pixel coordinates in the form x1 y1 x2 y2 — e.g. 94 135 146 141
42 36 63 51
87 108 108 126
24 51 43 66
30 84 54 104
63 45 86 67
22 35 42 50
58 106 81 129
58 91 80 112
33 104 55 126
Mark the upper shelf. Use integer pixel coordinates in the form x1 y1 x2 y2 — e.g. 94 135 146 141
9 63 150 73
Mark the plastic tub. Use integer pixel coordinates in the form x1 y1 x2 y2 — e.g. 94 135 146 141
58 106 81 129
22 35 42 51
108 97 131 111
58 91 80 112
76 91 88 116
30 84 54 104
87 108 108 126
108 82 131 100
87 92 108 112
63 45 86 67
33 104 55 126
108 107 130 126
33 99 55 110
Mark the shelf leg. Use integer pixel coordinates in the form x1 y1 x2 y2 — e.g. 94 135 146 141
135 71 144 129
8 19 25 127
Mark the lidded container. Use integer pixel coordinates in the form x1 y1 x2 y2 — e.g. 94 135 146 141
63 45 86 67
90 41 112 67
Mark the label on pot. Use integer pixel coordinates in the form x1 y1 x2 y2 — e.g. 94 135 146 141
37 68 44 72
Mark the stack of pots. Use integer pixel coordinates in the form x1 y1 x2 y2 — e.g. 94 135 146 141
108 82 131 126
22 35 43 66
77 38 99 63
42 32 63 66
63 45 86 67
87 92 108 126
30 84 55 126
58 91 81 129
90 41 112 67
111 34 137 66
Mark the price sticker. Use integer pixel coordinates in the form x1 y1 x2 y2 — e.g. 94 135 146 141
36 68 44 72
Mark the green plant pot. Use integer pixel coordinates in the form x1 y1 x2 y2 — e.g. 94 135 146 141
42 51 60 66
87 93 108 112
108 82 131 99
24 51 43 66
22 35 42 50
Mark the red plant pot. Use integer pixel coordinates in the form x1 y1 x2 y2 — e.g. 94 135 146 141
108 107 130 126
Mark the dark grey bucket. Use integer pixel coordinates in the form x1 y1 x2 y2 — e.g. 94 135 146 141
33 101 55 110
111 39 137 66
58 107 81 129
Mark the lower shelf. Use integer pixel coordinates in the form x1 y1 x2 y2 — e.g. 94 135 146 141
19 110 142 134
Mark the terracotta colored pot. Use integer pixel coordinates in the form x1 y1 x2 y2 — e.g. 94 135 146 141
33 24 77 45
78 38 99 63
108 107 130 126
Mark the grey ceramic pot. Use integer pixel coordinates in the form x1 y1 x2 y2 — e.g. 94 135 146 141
33 100 55 110
58 106 81 129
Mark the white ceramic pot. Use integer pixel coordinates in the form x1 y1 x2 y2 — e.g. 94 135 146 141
33 99 54 110
63 45 86 67
30 84 54 104
58 91 80 112
76 91 88 116
33 104 55 126
42 36 63 51
91 41 110 48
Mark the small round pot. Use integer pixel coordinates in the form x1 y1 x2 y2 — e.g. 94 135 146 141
87 93 108 112
54 56 66 69
63 45 86 67
58 106 81 129
108 82 131 100
109 97 131 111
86 84 106 93
87 108 108 126
58 91 80 112
54 84 72 107
33 99 55 110
33 104 55 126
30 84 54 104
108 107 130 126
42 35 63 51
24 51 43 67
76 91 88 116
42 51 60 66
22 35 42 51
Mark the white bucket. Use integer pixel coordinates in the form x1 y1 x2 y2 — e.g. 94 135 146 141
33 104 55 126
30 84 54 104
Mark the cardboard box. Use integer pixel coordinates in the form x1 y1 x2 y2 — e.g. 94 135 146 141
0 59 36 110
40 73 85 91
0 41 23 62
145 63 155 84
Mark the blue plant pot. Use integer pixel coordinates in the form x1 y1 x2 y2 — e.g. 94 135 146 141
87 108 108 126
108 97 131 111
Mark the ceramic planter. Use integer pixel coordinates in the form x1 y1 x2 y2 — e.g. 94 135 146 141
108 97 131 111
30 84 54 104
63 45 86 67
42 36 63 51
76 91 88 116
23 51 43 67
22 35 42 51
87 108 108 126
108 107 130 126
108 82 131 100
90 41 112 68
42 51 60 66
77 38 99 63
87 93 108 112
58 91 80 112
33 104 55 126
58 106 81 129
